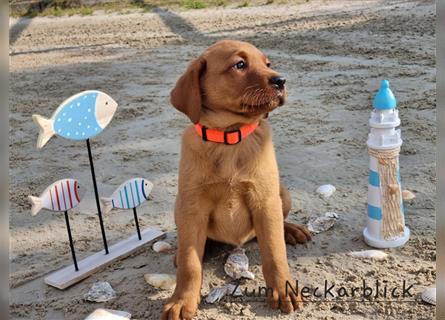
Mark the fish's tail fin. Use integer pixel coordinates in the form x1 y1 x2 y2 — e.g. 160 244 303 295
28 195 43 216
32 114 55 149
100 197 113 214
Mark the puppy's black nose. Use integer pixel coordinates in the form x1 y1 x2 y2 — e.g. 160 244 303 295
270 76 286 90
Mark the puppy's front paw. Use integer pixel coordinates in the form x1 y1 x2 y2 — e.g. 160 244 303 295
267 277 303 313
161 294 198 320
284 222 312 245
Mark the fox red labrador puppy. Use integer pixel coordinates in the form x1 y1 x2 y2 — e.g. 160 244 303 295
162 40 311 320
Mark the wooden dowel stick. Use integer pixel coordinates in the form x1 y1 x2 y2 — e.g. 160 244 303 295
133 207 142 240
86 139 109 254
64 210 79 271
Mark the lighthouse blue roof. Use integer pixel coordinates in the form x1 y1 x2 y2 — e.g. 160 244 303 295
373 79 396 110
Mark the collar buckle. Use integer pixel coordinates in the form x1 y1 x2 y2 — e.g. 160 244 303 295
224 129 242 145
201 126 208 141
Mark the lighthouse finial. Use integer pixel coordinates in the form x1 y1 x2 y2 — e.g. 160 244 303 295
373 79 396 110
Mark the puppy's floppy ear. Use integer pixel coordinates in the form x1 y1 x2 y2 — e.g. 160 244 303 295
170 57 206 124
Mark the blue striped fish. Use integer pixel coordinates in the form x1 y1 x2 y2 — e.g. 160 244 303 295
100 178 153 214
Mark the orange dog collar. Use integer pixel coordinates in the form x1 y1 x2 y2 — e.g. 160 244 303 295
194 122 259 145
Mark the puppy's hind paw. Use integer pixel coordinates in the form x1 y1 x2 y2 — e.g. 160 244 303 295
284 222 312 245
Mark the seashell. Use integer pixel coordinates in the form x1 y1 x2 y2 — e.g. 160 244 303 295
307 212 338 234
228 283 243 297
205 286 229 304
84 282 117 302
325 212 338 219
85 309 131 320
348 250 388 260
421 287 436 305
316 184 336 198
224 247 255 280
144 273 176 290
152 241 172 253
205 284 242 304
402 190 416 201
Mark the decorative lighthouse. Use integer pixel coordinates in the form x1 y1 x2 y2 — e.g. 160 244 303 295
363 80 410 248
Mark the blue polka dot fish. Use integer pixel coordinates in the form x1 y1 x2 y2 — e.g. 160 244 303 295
100 178 154 214
32 90 118 149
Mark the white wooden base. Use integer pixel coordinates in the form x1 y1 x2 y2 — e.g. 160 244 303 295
45 228 164 290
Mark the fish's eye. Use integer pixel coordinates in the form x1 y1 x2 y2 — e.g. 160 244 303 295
105 101 108 105
233 60 247 70
77 185 80 188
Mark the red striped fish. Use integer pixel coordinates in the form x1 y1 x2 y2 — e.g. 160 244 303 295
28 179 85 215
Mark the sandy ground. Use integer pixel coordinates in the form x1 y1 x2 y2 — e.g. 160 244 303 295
9 0 436 319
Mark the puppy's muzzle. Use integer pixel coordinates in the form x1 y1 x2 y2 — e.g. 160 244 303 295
269 76 286 90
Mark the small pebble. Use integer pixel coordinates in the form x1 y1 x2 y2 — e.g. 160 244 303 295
85 309 131 320
402 190 416 201
316 184 336 198
152 241 172 253
144 273 176 290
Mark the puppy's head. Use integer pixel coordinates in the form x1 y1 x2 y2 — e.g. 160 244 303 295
170 40 286 124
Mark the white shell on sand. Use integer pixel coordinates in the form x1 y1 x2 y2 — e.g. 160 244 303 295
349 250 388 260
84 282 117 302
402 190 416 201
152 241 172 253
421 287 436 305
85 309 131 320
205 284 242 304
224 247 255 280
144 273 176 290
307 212 338 234
316 184 336 198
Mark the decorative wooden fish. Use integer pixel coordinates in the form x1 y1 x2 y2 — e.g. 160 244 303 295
101 178 153 214
32 90 118 149
28 178 85 215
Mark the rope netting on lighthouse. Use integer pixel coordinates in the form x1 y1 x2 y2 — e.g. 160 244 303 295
368 147 404 239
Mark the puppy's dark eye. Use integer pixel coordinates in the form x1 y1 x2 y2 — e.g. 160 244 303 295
234 61 246 70
266 62 271 68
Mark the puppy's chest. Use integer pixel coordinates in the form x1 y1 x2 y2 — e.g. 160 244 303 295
207 160 254 208
203 154 252 211
204 148 252 180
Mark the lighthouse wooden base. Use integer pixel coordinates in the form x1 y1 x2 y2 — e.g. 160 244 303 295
45 228 164 290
